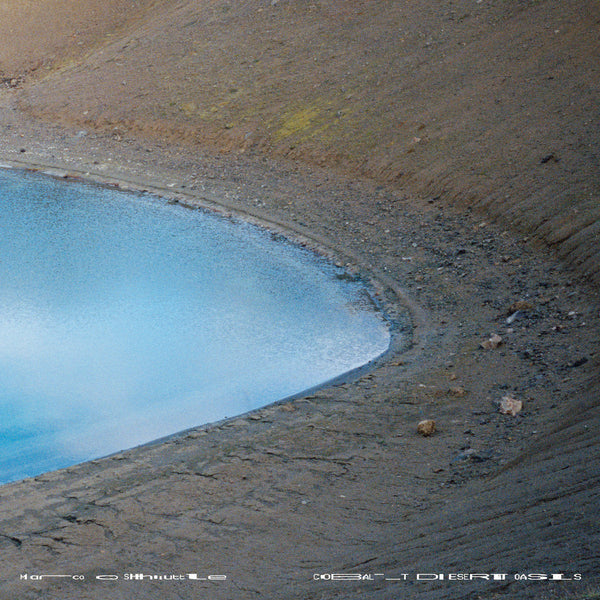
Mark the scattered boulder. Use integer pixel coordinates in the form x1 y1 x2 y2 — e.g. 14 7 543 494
480 333 503 350
508 300 534 313
457 448 490 462
417 419 436 437
506 311 522 324
499 395 522 416
449 386 467 397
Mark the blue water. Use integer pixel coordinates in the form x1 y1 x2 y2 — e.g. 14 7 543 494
0 168 390 483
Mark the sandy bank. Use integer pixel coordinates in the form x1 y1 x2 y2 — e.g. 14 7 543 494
0 99 597 599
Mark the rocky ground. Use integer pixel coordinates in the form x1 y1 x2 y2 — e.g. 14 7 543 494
0 1 598 599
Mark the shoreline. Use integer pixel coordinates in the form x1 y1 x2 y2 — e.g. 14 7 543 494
0 159 408 486
0 97 598 599
0 156 426 374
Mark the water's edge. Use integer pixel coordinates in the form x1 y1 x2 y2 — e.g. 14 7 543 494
0 160 428 479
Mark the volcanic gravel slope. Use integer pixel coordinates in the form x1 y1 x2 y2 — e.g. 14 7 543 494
0 1 598 599
4 0 599 284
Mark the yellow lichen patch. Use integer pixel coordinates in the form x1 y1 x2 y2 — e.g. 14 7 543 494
41 57 80 79
193 105 222 120
275 106 322 140
272 99 361 148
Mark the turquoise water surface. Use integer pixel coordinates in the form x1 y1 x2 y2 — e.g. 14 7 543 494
0 168 390 483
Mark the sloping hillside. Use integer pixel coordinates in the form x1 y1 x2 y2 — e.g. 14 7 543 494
0 3 599 599
4 0 599 284
0 0 167 77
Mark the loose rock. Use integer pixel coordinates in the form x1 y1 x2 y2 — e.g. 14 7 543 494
480 333 503 350
417 419 436 436
449 386 467 397
499 395 523 416
506 311 522 325
508 300 534 313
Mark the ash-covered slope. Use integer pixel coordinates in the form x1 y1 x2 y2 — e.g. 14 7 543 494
5 0 599 284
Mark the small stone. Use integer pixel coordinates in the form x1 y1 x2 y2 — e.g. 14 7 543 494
508 300 533 314
567 357 588 369
480 333 503 350
506 311 521 325
499 395 522 416
458 448 489 462
417 419 436 436
449 386 466 397
540 153 559 164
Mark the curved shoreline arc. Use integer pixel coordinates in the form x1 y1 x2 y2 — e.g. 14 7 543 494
0 158 435 463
